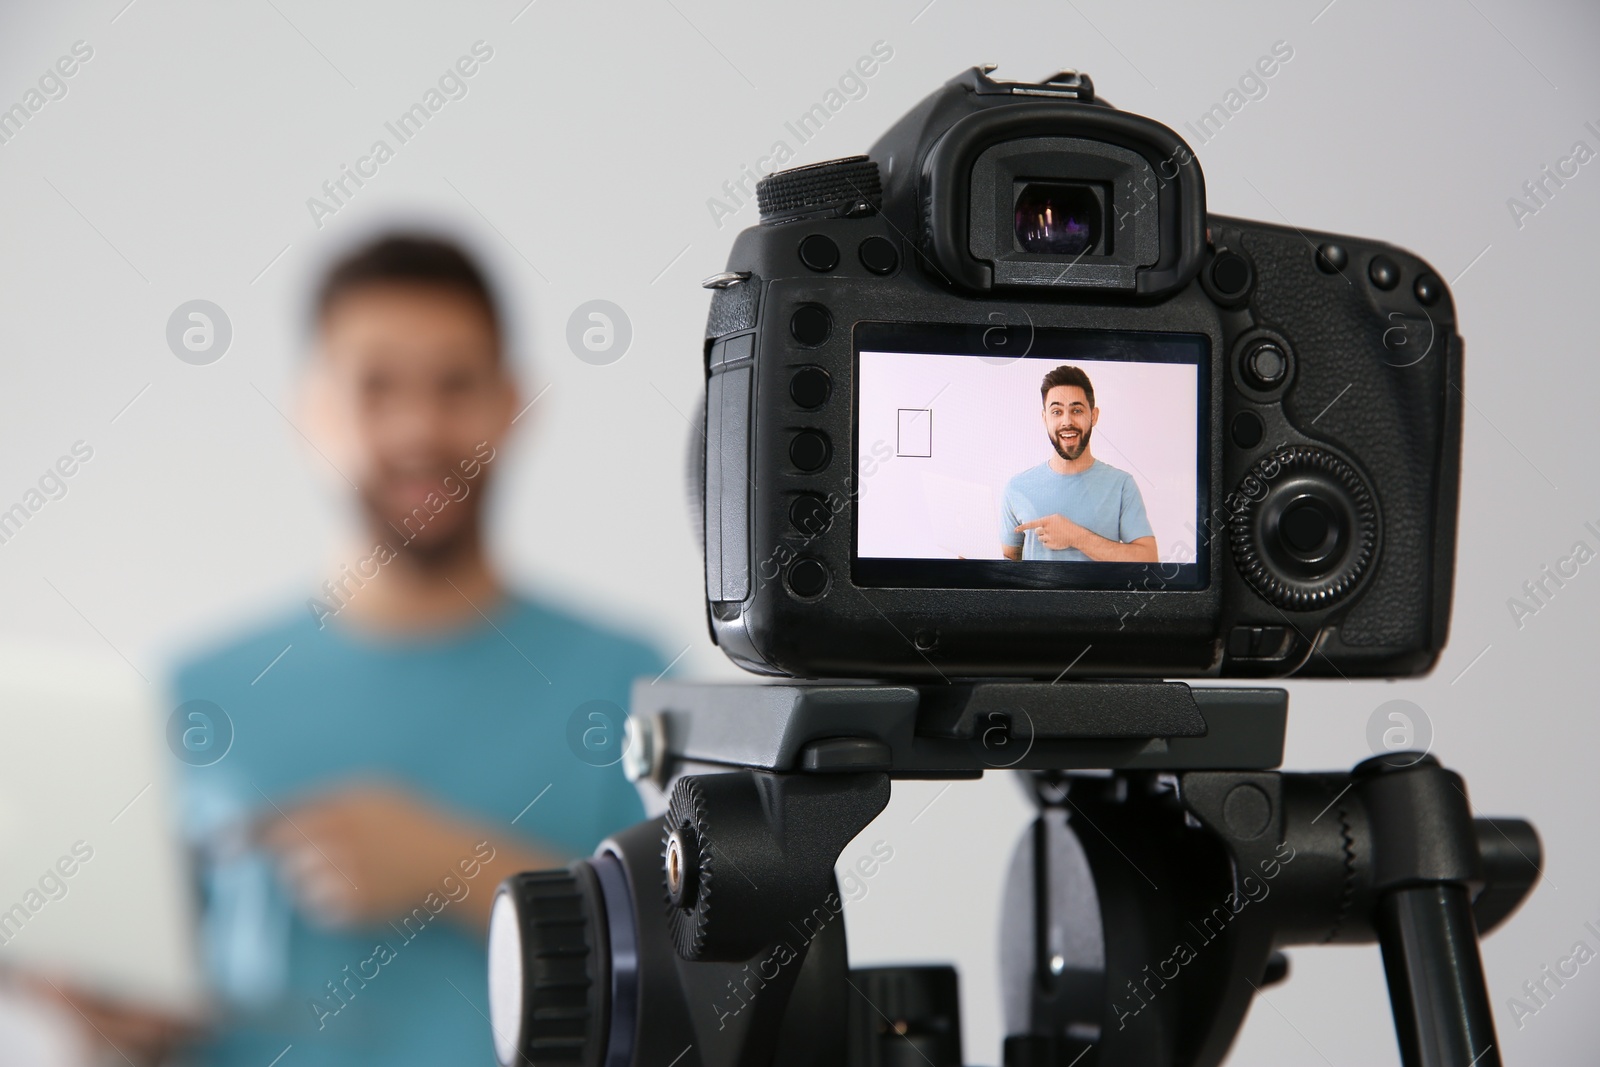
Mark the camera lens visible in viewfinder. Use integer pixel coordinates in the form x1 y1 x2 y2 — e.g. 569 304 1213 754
1014 182 1103 256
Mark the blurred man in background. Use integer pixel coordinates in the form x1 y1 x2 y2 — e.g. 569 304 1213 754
64 234 663 1065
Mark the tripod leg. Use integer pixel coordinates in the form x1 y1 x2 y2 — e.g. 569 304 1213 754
1377 884 1500 1067
1355 754 1508 1067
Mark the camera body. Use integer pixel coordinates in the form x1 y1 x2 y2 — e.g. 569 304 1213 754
700 67 1462 681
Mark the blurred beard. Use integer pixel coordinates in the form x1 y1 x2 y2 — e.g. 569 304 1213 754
1050 424 1092 462
360 490 482 571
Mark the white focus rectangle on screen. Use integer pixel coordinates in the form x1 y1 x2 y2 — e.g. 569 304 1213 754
896 408 933 457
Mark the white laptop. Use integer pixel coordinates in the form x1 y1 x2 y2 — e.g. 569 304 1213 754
919 470 1007 560
0 643 205 1015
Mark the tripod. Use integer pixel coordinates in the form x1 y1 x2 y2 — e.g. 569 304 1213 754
492 680 1539 1067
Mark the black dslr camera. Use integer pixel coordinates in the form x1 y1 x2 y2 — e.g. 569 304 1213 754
702 65 1461 681
488 71 1532 1067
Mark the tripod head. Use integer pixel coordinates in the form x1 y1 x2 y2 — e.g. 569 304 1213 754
486 681 1538 1066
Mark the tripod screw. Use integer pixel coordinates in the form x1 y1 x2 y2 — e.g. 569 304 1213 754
665 826 701 909
623 712 663 783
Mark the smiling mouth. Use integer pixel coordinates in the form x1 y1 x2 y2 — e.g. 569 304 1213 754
388 473 446 505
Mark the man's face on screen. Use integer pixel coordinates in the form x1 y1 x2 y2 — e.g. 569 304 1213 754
307 283 514 556
1043 384 1097 462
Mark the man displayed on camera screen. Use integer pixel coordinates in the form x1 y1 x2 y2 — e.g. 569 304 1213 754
1000 364 1157 563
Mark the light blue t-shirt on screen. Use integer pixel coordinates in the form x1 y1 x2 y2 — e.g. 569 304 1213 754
172 594 663 1067
1000 459 1154 561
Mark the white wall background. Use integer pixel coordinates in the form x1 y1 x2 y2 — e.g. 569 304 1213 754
857 350 1200 560
1 0 1598 1063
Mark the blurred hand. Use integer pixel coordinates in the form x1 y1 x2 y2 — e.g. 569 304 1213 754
33 977 199 1066
257 782 555 934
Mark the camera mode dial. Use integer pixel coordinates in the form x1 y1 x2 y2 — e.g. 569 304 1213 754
1230 445 1377 611
757 156 882 224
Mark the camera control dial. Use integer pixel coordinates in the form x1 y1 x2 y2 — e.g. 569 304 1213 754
756 156 882 224
1230 446 1378 611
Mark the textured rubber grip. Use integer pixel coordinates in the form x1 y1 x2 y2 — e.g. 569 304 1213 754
756 155 881 224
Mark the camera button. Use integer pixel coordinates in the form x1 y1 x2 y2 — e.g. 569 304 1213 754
1280 500 1335 557
1315 243 1348 274
790 305 832 347
1240 341 1289 391
798 234 840 272
1231 411 1264 449
1230 446 1376 611
858 236 899 275
1210 250 1252 298
1368 255 1400 290
789 430 831 472
1227 625 1289 660
789 366 831 409
786 558 830 599
790 493 833 534
1413 274 1442 306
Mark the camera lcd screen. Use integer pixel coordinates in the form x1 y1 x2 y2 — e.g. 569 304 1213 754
852 322 1210 590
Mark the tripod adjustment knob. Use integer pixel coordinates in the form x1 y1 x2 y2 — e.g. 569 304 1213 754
487 867 609 1067
663 769 891 963
664 777 719 960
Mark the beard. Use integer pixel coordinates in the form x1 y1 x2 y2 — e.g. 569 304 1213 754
359 488 482 571
1049 424 1092 462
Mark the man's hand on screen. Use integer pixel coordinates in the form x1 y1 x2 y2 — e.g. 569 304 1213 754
1015 514 1083 552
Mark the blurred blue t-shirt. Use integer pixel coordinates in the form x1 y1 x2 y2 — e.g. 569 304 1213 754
172 594 662 1067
